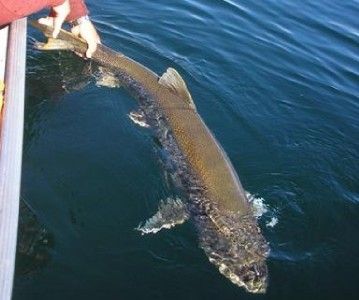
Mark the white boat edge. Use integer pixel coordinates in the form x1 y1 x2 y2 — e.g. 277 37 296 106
0 18 27 300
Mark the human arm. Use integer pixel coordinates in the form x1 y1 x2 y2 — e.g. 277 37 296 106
0 0 100 58
0 0 65 26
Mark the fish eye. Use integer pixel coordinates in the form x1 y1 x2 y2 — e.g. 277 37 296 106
252 265 260 276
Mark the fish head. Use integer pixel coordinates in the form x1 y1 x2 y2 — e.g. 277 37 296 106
217 256 268 293
198 211 269 293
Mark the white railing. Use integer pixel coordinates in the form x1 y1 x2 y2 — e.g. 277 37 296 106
0 17 27 300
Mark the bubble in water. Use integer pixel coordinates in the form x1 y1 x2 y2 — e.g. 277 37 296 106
246 192 268 218
246 192 278 227
266 217 278 228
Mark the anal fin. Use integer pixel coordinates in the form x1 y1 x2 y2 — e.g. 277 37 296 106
136 198 189 235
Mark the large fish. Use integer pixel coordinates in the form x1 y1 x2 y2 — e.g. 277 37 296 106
31 20 269 293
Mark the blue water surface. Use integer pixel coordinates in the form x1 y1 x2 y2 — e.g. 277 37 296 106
14 0 359 299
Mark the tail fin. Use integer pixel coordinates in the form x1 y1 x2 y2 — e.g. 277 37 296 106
34 38 74 51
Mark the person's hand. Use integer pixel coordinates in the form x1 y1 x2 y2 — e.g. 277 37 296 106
51 0 70 38
71 19 101 58
38 16 101 59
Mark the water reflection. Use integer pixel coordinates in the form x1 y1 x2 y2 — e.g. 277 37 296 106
16 200 54 276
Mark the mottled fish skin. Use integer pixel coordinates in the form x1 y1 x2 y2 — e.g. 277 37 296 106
31 20 269 293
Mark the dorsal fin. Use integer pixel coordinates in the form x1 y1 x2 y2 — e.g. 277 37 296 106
159 68 196 110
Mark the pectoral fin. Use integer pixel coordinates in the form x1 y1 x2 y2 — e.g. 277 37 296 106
136 198 189 235
159 68 196 110
95 66 122 88
129 110 150 128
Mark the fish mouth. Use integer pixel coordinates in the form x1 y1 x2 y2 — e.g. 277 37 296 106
209 257 268 294
197 208 269 293
214 259 268 294
202 233 269 294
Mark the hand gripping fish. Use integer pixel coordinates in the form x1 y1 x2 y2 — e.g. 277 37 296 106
31 20 269 293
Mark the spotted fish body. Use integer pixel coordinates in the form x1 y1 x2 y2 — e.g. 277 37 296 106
31 20 269 293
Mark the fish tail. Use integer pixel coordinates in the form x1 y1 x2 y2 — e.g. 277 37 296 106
33 38 74 51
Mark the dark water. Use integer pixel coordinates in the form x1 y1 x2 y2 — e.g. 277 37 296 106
14 0 358 299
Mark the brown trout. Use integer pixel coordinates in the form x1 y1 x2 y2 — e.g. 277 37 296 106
31 20 269 293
